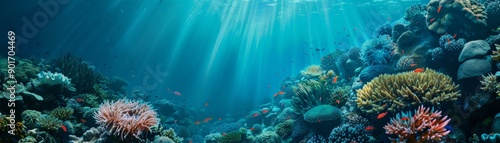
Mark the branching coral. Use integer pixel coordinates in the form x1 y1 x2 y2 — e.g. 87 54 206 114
492 44 500 61
480 73 500 97
53 54 104 94
50 107 74 121
328 116 372 143
161 128 184 143
356 68 460 113
291 80 330 114
383 106 451 143
38 115 62 131
94 99 158 140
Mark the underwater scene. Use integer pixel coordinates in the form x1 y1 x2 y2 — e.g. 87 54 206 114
1 0 500 142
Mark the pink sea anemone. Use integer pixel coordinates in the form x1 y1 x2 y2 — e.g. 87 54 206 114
94 99 158 140
383 105 451 143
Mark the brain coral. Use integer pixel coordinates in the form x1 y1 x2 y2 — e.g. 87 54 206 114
94 99 158 140
303 105 342 124
356 68 460 113
426 0 487 34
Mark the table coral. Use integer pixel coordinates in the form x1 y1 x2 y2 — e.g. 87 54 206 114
384 106 451 143
356 68 460 113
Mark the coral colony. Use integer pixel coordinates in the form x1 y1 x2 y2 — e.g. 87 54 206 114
1 0 500 143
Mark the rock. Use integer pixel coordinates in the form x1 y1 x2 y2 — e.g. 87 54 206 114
459 40 490 62
457 57 492 80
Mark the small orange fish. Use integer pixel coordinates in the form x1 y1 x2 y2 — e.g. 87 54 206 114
453 34 457 39
204 102 209 107
336 100 340 104
273 93 278 97
203 117 213 123
410 63 417 67
262 109 269 114
447 38 451 43
333 76 339 83
80 119 87 123
252 113 260 117
365 125 375 131
76 98 84 103
194 121 200 124
249 128 255 130
401 117 409 121
317 119 321 123
277 91 285 95
61 124 67 132
377 111 388 119
414 68 425 73
429 18 436 23
437 6 442 13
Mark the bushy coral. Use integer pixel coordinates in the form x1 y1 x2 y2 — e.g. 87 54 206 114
50 106 74 121
300 65 323 78
94 99 158 140
307 135 327 143
320 54 337 72
21 110 42 129
383 106 451 142
427 0 488 35
480 73 500 97
328 86 351 107
218 131 242 143
373 23 393 37
252 131 281 143
492 44 500 61
161 128 184 143
38 115 62 131
360 35 393 65
291 80 330 114
53 54 104 94
356 68 460 113
328 116 372 143
392 23 409 43
275 119 294 138
395 56 415 71
439 34 466 52
486 1 500 29
404 3 427 31
427 47 445 61
79 93 99 108
358 65 392 82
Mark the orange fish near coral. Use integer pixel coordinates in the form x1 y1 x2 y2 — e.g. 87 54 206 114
61 124 67 132
365 125 375 131
252 113 260 117
80 119 87 123
194 121 200 124
76 98 84 103
336 100 340 104
414 68 425 73
172 91 182 96
333 76 339 83
203 117 212 123
429 18 436 23
410 63 417 67
401 117 409 121
277 91 285 95
377 111 388 119
204 102 209 107
262 109 269 114
453 34 457 39
437 6 442 13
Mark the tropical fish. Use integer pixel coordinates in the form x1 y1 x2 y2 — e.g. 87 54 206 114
80 119 87 123
453 34 457 39
277 91 285 94
410 63 417 67
203 117 213 123
61 124 67 132
76 98 84 103
249 128 255 131
336 100 340 104
447 38 451 43
365 125 375 131
173 91 182 96
333 76 339 83
204 102 209 107
262 109 269 114
377 111 388 119
429 18 436 23
437 6 442 13
401 117 409 121
194 121 200 124
414 68 425 73
252 113 260 117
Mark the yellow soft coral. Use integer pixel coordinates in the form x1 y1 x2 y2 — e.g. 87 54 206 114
492 44 500 62
356 68 460 113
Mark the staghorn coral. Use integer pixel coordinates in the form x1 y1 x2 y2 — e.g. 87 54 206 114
38 115 62 131
356 68 460 113
275 119 294 138
21 110 42 129
480 73 500 97
427 0 488 35
94 99 159 140
50 106 74 121
383 106 451 142
492 44 500 61
252 131 281 143
291 80 330 114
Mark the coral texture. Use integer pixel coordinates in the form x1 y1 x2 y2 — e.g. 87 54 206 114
94 99 158 140
360 35 393 65
356 68 460 113
383 106 451 142
291 80 329 114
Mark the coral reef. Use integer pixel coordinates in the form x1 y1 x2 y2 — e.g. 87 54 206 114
303 105 342 124
53 54 104 94
252 131 281 143
480 73 500 97
218 131 242 143
307 135 327 143
328 116 372 143
94 99 158 140
358 65 392 83
427 47 445 61
492 44 500 61
392 23 409 43
328 86 350 107
383 106 451 142
320 54 337 72
360 35 394 65
300 65 323 78
426 0 488 35
79 93 100 108
395 55 416 71
38 115 62 131
439 34 466 52
160 128 184 143
275 119 294 138
486 1 500 29
356 68 460 113
50 106 74 121
36 71 72 86
373 23 393 37
404 3 427 31
290 80 329 114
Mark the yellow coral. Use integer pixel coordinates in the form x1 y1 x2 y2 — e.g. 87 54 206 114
493 44 500 62
50 107 74 121
356 68 460 113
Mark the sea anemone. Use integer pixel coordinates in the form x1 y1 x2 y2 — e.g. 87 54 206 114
94 99 158 140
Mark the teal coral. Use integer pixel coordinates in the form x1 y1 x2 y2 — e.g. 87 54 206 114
50 106 74 121
21 110 42 129
275 120 294 138
38 115 62 131
161 128 184 143
291 80 330 114
218 131 242 143
303 105 342 124
80 93 100 107
252 131 281 143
